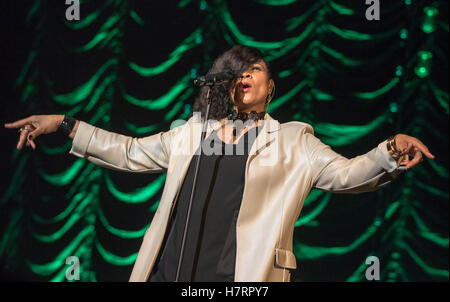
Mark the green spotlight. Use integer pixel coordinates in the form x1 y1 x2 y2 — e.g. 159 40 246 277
390 102 398 113
399 28 408 40
190 68 197 79
422 7 439 34
414 51 433 78
200 0 206 10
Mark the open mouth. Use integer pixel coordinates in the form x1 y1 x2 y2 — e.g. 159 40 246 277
241 82 252 92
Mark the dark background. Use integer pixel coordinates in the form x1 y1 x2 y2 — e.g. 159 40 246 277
0 0 448 282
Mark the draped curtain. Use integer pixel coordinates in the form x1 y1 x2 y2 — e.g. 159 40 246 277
1 0 448 281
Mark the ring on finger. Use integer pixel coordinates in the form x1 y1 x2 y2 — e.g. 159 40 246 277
18 126 29 133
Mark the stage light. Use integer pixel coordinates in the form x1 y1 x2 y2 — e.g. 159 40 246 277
196 32 202 44
422 7 439 34
200 0 207 10
190 68 198 79
184 104 191 115
396 66 403 77
374 217 382 226
390 102 398 113
399 29 408 40
414 51 433 78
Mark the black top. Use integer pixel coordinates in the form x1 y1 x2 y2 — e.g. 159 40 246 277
148 125 262 282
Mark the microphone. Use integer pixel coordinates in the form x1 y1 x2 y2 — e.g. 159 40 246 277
193 69 235 86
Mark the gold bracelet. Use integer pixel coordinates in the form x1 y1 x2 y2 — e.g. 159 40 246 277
387 135 402 161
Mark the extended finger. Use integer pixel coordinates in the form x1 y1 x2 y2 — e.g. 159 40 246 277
414 141 435 159
17 129 29 149
25 132 37 150
28 137 36 150
5 116 34 129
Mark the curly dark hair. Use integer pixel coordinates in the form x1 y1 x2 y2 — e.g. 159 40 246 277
191 45 272 120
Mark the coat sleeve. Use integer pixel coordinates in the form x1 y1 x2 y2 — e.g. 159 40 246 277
69 121 181 173
304 131 405 193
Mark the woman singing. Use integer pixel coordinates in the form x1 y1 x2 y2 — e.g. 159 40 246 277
4 45 434 282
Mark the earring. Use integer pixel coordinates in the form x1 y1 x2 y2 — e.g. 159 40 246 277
265 85 275 113
265 96 271 113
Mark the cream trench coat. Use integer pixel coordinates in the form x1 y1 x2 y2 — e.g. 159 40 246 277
69 113 403 282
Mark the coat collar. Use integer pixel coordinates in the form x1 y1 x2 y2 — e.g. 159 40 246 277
193 112 280 134
192 112 281 157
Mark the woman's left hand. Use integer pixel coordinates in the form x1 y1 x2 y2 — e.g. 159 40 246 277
394 134 435 170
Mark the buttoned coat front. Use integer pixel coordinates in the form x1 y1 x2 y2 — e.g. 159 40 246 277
69 113 402 282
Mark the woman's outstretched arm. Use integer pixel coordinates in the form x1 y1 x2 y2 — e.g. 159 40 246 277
4 115 178 174
4 115 70 149
69 120 176 173
305 132 435 194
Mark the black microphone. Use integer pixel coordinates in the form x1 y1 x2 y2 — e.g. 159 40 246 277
193 69 235 86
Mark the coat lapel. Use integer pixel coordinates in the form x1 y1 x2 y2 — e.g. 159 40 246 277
248 113 280 160
168 112 280 217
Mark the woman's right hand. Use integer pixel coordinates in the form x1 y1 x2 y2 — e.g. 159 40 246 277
4 115 64 150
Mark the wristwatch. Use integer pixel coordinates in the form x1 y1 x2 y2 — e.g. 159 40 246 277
58 115 77 136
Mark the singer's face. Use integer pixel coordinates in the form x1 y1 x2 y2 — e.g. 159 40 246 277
230 60 273 113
